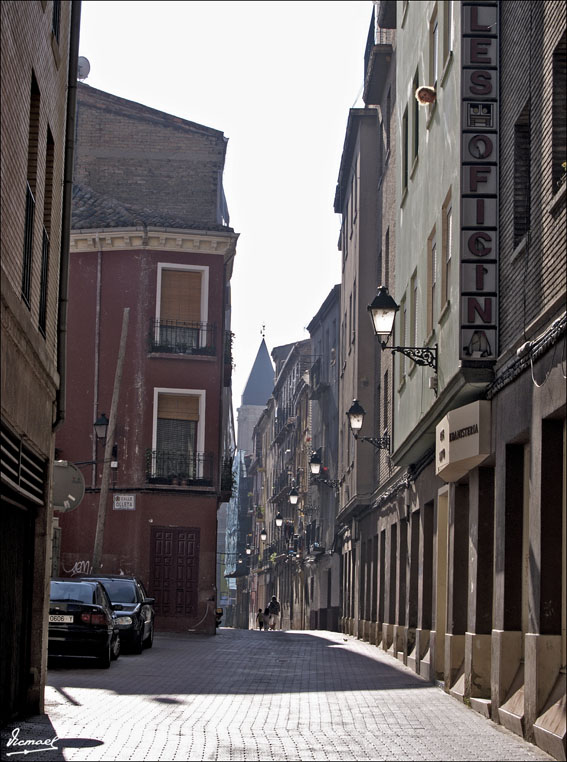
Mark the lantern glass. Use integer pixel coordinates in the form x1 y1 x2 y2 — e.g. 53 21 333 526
346 400 366 433
275 512 283 528
94 413 109 441
309 452 321 475
367 286 399 344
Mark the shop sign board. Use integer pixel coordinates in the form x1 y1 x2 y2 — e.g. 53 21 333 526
436 400 491 482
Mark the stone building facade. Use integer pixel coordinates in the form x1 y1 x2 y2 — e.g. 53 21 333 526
334 2 566 759
304 286 342 632
1 0 81 722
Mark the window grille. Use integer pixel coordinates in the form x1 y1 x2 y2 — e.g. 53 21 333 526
21 183 35 307
514 104 531 247
0 421 45 505
38 228 49 336
52 0 61 42
552 34 566 192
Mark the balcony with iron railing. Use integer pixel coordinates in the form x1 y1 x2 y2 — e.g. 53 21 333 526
149 319 216 356
224 330 234 386
271 470 293 502
220 456 234 496
363 9 395 106
273 405 296 442
145 449 213 486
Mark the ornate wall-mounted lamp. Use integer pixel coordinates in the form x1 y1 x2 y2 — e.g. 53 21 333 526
367 285 438 373
346 399 390 450
309 451 340 489
93 413 109 443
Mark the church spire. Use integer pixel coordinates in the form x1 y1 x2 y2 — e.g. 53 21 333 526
241 338 274 406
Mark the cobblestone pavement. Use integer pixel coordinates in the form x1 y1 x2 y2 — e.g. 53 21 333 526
1 628 555 761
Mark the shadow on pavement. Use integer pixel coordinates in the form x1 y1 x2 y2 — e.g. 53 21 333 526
45 628 433 698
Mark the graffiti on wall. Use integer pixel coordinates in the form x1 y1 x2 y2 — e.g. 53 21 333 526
61 558 92 576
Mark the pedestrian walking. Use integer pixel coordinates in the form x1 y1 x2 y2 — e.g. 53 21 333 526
267 595 280 630
256 607 265 630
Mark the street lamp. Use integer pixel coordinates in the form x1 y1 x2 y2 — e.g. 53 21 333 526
260 527 267 542
309 450 340 490
367 285 437 372
288 486 299 505
309 451 322 476
93 413 109 443
245 544 252 555
346 399 390 450
275 512 284 528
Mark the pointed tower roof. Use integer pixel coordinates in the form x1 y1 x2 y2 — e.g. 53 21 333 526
241 339 274 406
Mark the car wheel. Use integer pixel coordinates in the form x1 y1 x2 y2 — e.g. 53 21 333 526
111 634 121 661
144 623 154 649
132 628 144 655
98 642 112 669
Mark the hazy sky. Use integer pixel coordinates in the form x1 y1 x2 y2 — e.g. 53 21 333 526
77 0 373 422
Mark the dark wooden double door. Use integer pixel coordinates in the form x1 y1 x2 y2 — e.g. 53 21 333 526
150 526 199 618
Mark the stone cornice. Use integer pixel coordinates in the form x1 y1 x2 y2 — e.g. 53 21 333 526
70 226 239 263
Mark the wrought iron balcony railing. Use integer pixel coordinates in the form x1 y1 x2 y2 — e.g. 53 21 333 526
145 449 213 486
149 319 216 356
221 456 234 495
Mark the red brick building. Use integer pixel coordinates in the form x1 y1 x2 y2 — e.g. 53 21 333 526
54 85 238 634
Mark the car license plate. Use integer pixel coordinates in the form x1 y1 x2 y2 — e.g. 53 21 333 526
49 614 73 623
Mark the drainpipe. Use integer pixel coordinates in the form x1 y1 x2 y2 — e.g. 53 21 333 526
53 0 81 432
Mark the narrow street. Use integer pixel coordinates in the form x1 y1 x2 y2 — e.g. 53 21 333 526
1 628 553 762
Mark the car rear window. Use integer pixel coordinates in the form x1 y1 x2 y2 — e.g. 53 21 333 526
50 581 96 604
98 580 137 603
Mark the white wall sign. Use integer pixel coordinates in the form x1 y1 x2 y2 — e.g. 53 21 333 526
113 494 136 511
436 400 491 482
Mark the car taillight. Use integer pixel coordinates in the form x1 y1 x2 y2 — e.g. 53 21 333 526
81 612 107 625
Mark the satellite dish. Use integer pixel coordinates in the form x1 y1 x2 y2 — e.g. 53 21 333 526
52 460 85 512
77 56 91 81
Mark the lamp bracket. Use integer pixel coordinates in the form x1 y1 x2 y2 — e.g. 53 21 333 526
355 433 391 451
310 475 340 490
384 344 438 372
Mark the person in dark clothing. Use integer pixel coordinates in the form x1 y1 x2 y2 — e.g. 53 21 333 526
267 595 280 630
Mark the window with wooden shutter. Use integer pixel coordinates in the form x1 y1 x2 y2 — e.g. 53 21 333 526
155 394 199 479
160 269 202 323
158 269 203 351
157 393 199 422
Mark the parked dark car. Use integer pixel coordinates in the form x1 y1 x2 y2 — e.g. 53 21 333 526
79 575 155 653
48 578 120 668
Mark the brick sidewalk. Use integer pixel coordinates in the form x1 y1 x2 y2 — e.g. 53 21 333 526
1 628 555 761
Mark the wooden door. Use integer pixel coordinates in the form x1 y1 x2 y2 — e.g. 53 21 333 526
150 526 199 617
